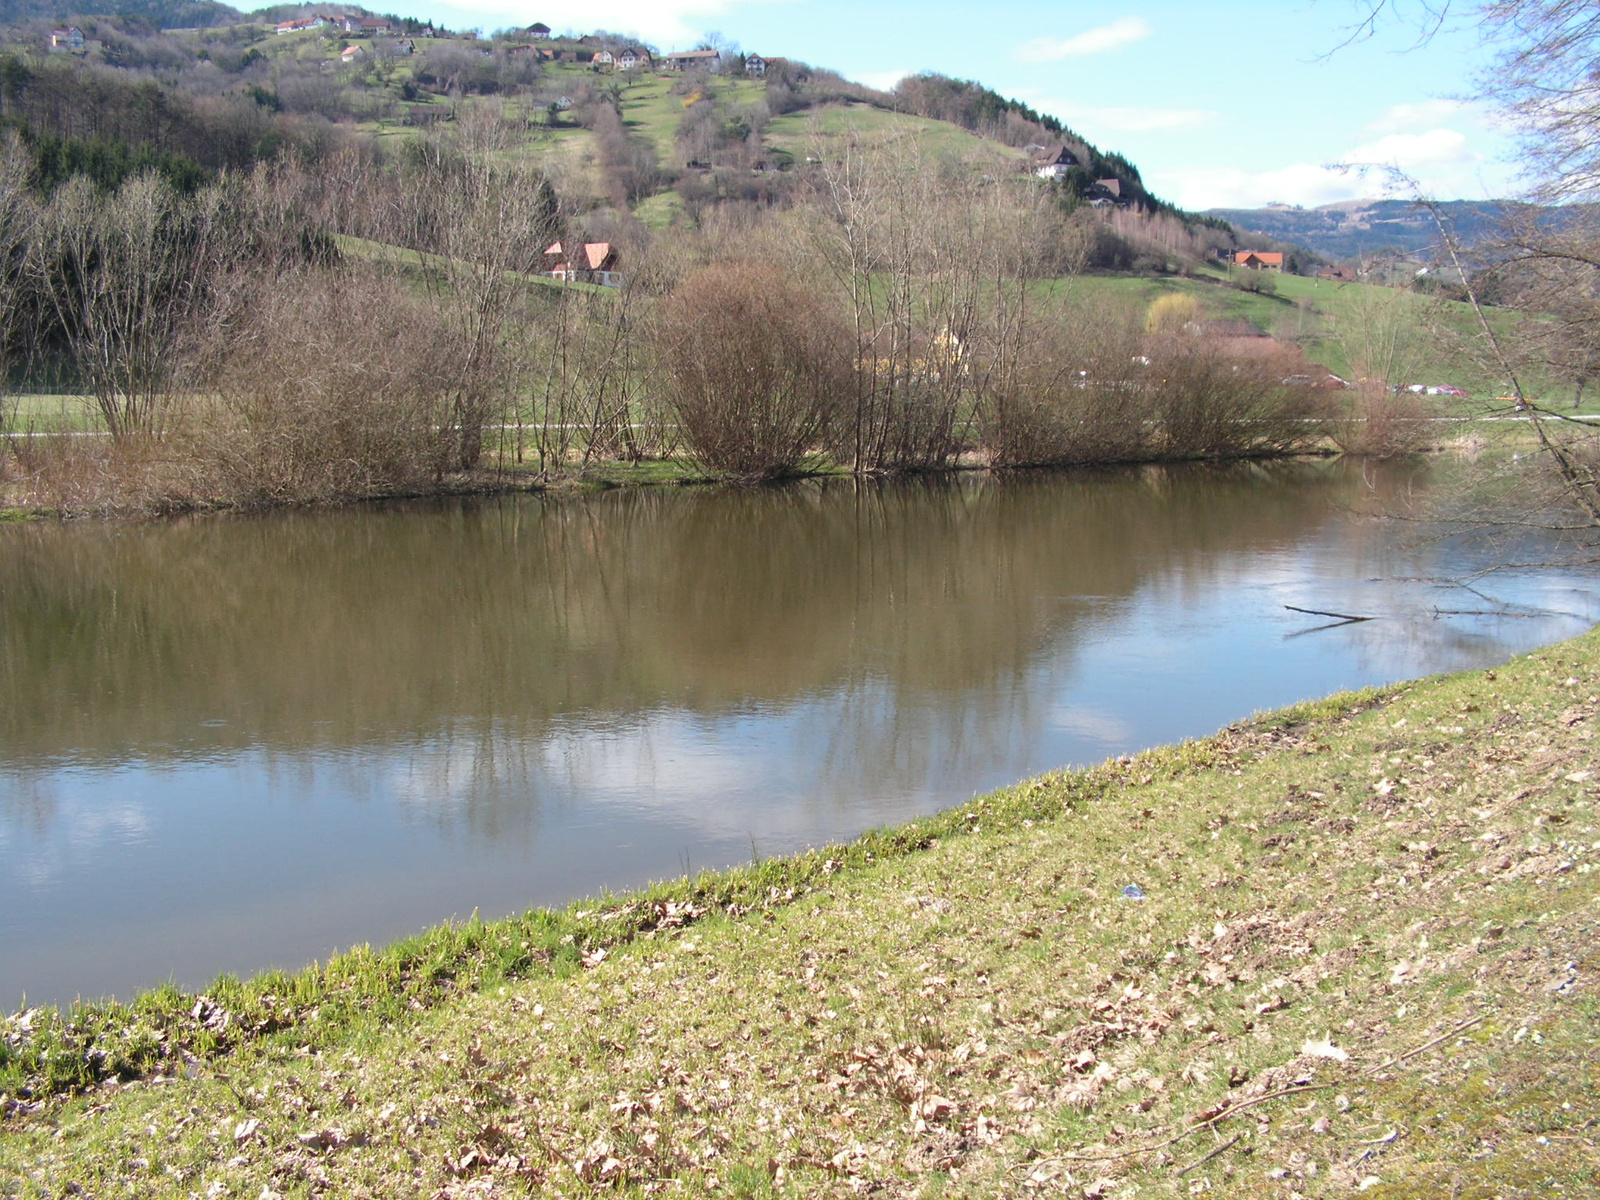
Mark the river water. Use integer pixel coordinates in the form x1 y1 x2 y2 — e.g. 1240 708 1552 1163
2 460 1596 1008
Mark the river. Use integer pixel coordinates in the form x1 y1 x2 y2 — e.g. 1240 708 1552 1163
2 460 1596 1008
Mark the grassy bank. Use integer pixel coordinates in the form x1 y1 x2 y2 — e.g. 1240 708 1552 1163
2 628 1597 1197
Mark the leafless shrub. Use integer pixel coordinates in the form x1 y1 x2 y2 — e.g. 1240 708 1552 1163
515 284 658 476
650 261 850 479
190 267 464 504
980 308 1155 466
1324 383 1434 457
981 307 1324 466
1145 340 1323 458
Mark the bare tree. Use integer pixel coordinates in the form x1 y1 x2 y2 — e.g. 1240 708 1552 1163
0 136 36 455
384 113 563 470
34 173 229 437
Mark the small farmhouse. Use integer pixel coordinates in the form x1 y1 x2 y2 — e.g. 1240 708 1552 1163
527 22 551 38
544 241 622 287
1032 145 1080 180
745 53 768 77
664 48 719 71
49 26 84 50
1080 178 1126 208
1234 250 1284 272
617 47 651 70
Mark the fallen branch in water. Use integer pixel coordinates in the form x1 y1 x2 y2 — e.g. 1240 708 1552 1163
1285 604 1373 624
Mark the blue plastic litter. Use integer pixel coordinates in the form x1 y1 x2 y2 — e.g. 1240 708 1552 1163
1121 884 1146 900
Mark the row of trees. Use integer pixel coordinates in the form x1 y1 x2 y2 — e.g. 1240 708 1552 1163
0 117 1350 512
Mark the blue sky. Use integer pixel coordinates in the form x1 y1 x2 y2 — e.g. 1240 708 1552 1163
418 0 1521 210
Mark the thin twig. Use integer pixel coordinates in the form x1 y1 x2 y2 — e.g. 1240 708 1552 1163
1046 1013 1485 1167
1359 1013 1486 1076
1175 1133 1242 1176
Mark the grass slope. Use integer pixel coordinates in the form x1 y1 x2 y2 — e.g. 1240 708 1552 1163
1063 271 1576 412
764 101 1026 171
2 625 1597 1197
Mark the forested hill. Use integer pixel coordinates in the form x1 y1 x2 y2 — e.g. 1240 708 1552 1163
0 0 240 26
887 73 1164 212
1204 198 1517 259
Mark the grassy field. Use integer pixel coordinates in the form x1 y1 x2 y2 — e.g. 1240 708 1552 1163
1058 271 1576 414
765 100 1025 171
2 624 1595 1197
2 394 106 433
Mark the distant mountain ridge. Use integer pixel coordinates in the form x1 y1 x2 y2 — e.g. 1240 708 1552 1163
1204 198 1520 261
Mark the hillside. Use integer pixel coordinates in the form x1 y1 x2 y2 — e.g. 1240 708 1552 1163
0 9 1198 243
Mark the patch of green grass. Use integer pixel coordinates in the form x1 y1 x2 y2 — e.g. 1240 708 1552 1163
3 395 104 433
766 101 1023 170
632 189 688 230
1053 271 1576 415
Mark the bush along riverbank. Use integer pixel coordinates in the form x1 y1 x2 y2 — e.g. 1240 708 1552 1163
3 629 1598 1197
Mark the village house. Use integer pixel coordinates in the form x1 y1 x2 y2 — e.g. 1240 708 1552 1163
617 47 651 70
340 15 391 35
544 241 622 287
527 22 551 38
1087 178 1123 206
593 49 614 66
663 48 719 71
340 43 364 61
1234 250 1284 272
1032 145 1080 180
745 53 768 77
48 26 84 51
1316 265 1358 282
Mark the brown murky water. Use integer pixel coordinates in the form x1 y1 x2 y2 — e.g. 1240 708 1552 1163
3 461 1595 1007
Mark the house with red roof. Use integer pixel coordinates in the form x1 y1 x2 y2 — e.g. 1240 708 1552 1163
544 241 622 287
1234 250 1284 272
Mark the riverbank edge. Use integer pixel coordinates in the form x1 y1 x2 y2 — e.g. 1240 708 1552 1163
3 619 1595 1114
0 663 1375 1102
0 442 1371 522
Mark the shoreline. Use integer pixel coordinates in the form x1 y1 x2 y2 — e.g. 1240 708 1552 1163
0 444 1368 524
3 623 1596 1195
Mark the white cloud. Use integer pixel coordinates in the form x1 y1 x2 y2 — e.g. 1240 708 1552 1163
1365 99 1468 135
1343 128 1482 173
1149 163 1368 211
853 68 911 92
1017 17 1152 63
1152 124 1500 210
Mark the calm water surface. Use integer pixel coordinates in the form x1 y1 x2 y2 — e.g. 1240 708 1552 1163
3 461 1596 1007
